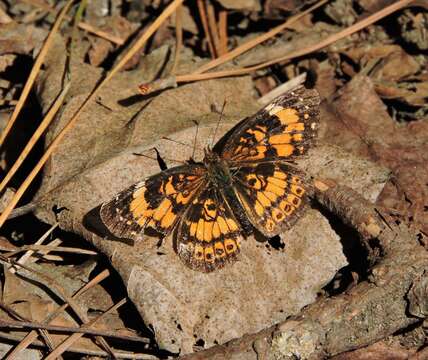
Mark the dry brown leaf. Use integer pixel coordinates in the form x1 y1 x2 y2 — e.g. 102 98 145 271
344 44 420 81
168 5 198 34
375 81 428 106
323 74 428 243
0 22 47 55
88 37 113 67
90 14 137 51
0 236 18 252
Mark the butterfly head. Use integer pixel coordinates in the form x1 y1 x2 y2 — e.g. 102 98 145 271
203 146 218 164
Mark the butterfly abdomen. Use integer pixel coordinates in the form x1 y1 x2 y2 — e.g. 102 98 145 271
222 187 253 236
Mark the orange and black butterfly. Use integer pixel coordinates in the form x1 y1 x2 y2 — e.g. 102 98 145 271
100 86 320 272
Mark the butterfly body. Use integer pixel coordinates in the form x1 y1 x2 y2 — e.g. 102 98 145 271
203 149 232 187
100 86 320 272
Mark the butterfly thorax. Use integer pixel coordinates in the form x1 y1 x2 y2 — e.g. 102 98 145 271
203 148 232 187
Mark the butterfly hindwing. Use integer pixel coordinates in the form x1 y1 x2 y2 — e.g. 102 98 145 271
231 162 307 237
100 165 206 240
216 85 319 164
175 185 243 272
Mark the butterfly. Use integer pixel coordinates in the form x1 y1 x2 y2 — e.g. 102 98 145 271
100 85 320 272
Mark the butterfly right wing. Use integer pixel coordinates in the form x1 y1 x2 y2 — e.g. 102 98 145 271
100 165 206 240
214 85 319 164
231 162 308 237
175 185 244 272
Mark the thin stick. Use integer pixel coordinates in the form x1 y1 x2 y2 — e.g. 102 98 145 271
44 298 127 360
0 331 156 359
192 0 329 75
6 269 110 359
0 257 112 358
15 223 58 266
20 0 125 45
0 0 185 228
161 136 192 149
257 73 307 106
5 244 98 258
0 318 149 343
197 0 216 58
207 2 221 56
138 0 327 95
0 81 70 195
77 22 125 45
177 0 415 82
218 10 228 56
0 0 74 148
0 302 56 352
192 120 199 159
24 238 63 264
7 203 37 220
211 100 226 146
170 4 183 74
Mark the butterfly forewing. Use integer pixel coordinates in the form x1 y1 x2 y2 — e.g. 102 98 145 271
175 185 243 272
216 86 319 164
100 165 206 240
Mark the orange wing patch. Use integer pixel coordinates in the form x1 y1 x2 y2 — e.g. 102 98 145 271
218 85 319 164
270 107 300 125
232 163 307 237
175 187 243 272
100 166 205 240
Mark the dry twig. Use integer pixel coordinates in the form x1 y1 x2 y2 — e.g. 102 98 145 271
5 244 98 258
170 4 183 75
0 257 114 358
0 331 156 359
0 318 149 343
0 0 74 148
44 298 127 359
197 0 216 58
207 2 221 57
218 11 228 56
139 0 414 94
6 269 111 358
20 0 126 45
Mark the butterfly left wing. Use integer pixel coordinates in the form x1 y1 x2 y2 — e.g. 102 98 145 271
100 165 206 240
214 85 320 164
175 185 243 272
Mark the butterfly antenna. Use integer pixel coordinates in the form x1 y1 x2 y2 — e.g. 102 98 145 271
211 100 227 147
161 136 193 149
192 120 199 159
